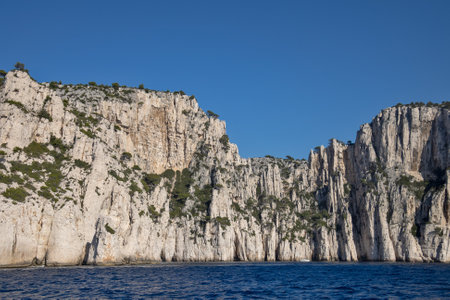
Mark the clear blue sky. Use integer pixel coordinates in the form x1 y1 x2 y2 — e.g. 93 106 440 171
1 0 449 159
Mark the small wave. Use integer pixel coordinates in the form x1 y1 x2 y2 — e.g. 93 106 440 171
0 262 449 298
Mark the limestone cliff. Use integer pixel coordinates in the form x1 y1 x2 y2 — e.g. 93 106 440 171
0 70 448 267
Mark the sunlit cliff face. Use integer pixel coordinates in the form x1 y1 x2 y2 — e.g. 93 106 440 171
0 70 448 267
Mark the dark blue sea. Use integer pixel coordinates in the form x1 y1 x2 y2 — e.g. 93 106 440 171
0 262 449 299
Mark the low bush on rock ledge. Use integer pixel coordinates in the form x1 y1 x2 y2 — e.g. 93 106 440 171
74 159 91 170
2 187 29 202
105 223 116 234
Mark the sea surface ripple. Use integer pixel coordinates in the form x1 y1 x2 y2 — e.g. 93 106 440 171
0 262 449 299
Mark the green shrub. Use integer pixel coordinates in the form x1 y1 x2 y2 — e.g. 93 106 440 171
219 134 229 151
49 135 68 153
396 175 428 200
45 168 63 192
132 165 141 171
256 183 262 198
109 170 126 182
280 167 290 179
171 169 193 199
14 62 25 71
23 142 48 158
275 197 295 212
80 128 95 138
138 84 144 89
121 152 132 161
112 83 119 90
296 209 331 229
88 82 97 86
5 100 28 113
43 95 52 106
411 224 418 237
207 110 219 119
13 158 65 194
434 227 443 237
396 175 412 186
148 205 161 221
24 182 36 192
161 169 175 180
105 223 116 234
2 187 29 202
141 173 161 192
114 125 121 131
38 109 52 121
49 81 59 90
0 172 24 184
71 109 99 128
74 159 90 169
193 184 212 214
231 202 245 214
10 161 44 181
169 169 193 218
38 186 56 201
215 216 231 229
129 181 142 195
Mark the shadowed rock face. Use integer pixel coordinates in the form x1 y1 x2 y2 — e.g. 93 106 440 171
0 70 448 267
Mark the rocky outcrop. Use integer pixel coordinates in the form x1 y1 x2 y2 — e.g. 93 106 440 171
0 70 448 267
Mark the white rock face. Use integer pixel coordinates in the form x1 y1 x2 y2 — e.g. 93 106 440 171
0 70 448 267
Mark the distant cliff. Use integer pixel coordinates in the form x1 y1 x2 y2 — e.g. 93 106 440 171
0 70 448 267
